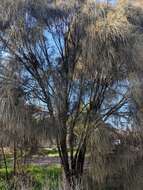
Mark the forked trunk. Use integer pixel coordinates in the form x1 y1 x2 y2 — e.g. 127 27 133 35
61 142 86 190
62 166 84 190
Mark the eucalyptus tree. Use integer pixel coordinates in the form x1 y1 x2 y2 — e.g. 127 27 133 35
0 0 139 189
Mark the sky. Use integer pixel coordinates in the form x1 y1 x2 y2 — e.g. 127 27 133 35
97 0 116 5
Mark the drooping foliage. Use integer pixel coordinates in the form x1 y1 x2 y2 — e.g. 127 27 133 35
0 0 143 189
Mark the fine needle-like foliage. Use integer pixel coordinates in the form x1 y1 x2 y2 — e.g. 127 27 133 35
0 0 143 189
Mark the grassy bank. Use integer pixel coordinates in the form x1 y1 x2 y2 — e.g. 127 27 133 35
0 164 61 190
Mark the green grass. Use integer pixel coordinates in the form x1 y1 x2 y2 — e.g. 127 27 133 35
0 168 13 177
38 148 77 157
0 149 62 189
37 148 59 157
0 179 9 190
0 164 61 190
2 148 77 159
26 164 61 190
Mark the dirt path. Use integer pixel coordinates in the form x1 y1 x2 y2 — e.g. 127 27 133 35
27 156 89 167
27 156 60 165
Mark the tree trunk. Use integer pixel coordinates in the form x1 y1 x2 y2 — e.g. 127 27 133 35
13 140 17 176
62 167 84 190
62 170 72 190
60 142 86 190
1 144 9 181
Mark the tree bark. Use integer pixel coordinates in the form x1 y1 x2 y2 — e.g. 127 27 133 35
13 140 17 176
59 139 86 190
1 143 9 181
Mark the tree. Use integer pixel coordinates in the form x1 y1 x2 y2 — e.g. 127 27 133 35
0 0 139 189
0 57 53 178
